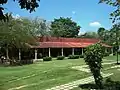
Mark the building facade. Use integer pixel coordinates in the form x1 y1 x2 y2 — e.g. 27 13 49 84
27 37 112 60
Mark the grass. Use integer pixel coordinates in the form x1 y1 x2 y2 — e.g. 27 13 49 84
72 55 120 90
0 58 90 90
0 56 120 90
103 55 120 61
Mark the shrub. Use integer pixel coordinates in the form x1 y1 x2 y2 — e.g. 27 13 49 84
80 55 84 58
84 43 103 88
57 56 65 60
68 55 79 59
43 57 52 61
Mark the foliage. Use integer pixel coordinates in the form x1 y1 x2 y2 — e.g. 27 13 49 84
57 56 65 60
79 55 84 58
30 17 50 36
99 0 120 23
97 23 120 47
0 0 40 21
0 14 36 48
0 14 37 60
78 32 98 38
50 17 80 37
84 43 103 88
97 27 106 40
43 56 52 61
68 55 79 59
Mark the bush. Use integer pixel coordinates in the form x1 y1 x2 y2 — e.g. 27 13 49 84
80 55 84 58
68 55 79 59
43 57 52 61
57 56 65 60
84 43 103 88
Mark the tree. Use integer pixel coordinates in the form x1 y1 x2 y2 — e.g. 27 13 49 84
30 18 50 37
0 14 36 60
84 43 104 89
0 0 40 21
50 17 80 37
99 0 120 23
78 31 98 38
97 27 105 39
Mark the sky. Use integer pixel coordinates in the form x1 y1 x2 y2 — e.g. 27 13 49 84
3 0 115 35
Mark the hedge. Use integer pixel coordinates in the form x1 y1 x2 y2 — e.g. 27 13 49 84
43 57 52 61
57 56 65 60
68 55 79 59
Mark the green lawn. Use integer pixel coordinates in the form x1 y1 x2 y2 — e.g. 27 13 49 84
0 58 90 90
0 56 120 90
103 55 120 61
72 55 120 90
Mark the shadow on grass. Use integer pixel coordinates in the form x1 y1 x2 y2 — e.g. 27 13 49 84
115 63 120 65
79 78 120 90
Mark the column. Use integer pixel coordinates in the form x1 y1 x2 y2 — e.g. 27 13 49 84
61 48 64 56
82 48 83 55
72 48 74 55
19 49 21 60
35 49 37 60
111 47 113 56
49 48 51 57
6 48 9 59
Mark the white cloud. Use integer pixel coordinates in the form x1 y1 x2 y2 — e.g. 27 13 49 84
72 11 76 15
12 14 20 19
89 22 101 27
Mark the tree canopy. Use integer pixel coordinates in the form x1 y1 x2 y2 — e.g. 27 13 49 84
0 0 40 21
50 17 80 37
78 31 98 38
0 14 36 49
99 0 120 23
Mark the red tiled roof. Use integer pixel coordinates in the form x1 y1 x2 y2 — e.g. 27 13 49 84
38 36 100 43
29 37 112 48
31 42 94 48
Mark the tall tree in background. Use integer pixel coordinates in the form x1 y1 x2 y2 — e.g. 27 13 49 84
78 32 98 38
31 18 50 37
97 27 106 40
50 17 80 37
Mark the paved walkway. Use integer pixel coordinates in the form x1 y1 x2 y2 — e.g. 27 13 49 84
46 73 113 90
46 62 115 90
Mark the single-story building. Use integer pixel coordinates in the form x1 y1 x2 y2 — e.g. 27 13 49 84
26 36 112 60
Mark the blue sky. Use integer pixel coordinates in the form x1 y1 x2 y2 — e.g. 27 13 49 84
4 0 115 34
